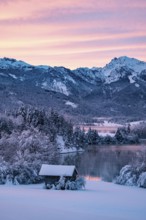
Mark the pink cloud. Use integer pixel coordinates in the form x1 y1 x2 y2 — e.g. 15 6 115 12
0 0 146 68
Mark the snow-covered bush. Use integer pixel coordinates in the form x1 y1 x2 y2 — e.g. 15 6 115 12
114 165 137 186
115 127 139 144
75 176 86 190
0 160 8 184
114 163 146 188
63 181 77 190
48 176 86 190
132 122 146 139
45 183 53 189
137 172 146 188
5 174 13 185
55 176 66 190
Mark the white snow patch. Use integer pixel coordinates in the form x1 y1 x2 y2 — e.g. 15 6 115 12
98 132 115 137
23 66 33 71
0 180 146 220
9 73 18 79
56 135 83 154
0 72 6 77
67 76 76 84
65 101 78 108
100 120 122 127
104 69 121 84
128 75 135 83
135 83 140 87
20 77 25 81
41 80 70 96
9 91 16 95
53 80 69 96
126 120 146 126
41 81 48 88
54 67 76 84
17 100 24 105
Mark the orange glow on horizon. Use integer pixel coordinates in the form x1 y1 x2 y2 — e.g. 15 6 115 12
85 176 101 181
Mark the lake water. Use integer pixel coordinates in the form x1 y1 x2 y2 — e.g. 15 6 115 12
58 144 146 181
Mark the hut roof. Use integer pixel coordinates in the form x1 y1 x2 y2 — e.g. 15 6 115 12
39 164 78 177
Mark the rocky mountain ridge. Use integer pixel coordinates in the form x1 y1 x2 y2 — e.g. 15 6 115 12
0 56 146 121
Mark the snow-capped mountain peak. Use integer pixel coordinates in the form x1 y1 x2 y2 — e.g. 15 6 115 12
104 56 146 73
102 56 146 84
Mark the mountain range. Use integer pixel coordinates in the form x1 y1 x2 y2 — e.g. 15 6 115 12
0 56 146 122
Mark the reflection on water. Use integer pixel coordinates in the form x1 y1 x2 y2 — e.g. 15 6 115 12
58 144 146 182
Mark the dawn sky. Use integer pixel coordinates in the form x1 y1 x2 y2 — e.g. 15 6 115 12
0 0 146 69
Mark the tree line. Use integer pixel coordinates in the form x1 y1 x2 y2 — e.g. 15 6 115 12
0 106 139 185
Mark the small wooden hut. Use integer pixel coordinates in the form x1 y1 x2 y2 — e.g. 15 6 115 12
39 164 78 188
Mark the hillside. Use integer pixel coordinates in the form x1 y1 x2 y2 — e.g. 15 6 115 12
0 56 146 121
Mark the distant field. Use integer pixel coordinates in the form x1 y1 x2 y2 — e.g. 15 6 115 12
79 125 118 133
79 121 123 134
78 120 145 134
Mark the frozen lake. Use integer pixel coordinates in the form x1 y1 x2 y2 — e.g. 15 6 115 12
58 144 146 181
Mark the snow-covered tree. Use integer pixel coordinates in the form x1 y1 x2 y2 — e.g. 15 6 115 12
114 162 146 188
55 176 66 190
86 128 99 145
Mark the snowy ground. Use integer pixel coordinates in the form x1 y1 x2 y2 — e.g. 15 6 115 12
0 180 146 220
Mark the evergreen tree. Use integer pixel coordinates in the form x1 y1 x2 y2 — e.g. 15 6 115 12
86 128 99 145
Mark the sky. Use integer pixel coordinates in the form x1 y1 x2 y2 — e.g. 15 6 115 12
0 0 146 69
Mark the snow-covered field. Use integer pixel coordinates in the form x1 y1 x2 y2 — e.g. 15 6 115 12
0 180 146 220
79 120 146 136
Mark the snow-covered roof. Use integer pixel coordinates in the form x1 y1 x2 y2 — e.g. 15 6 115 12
39 164 77 177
